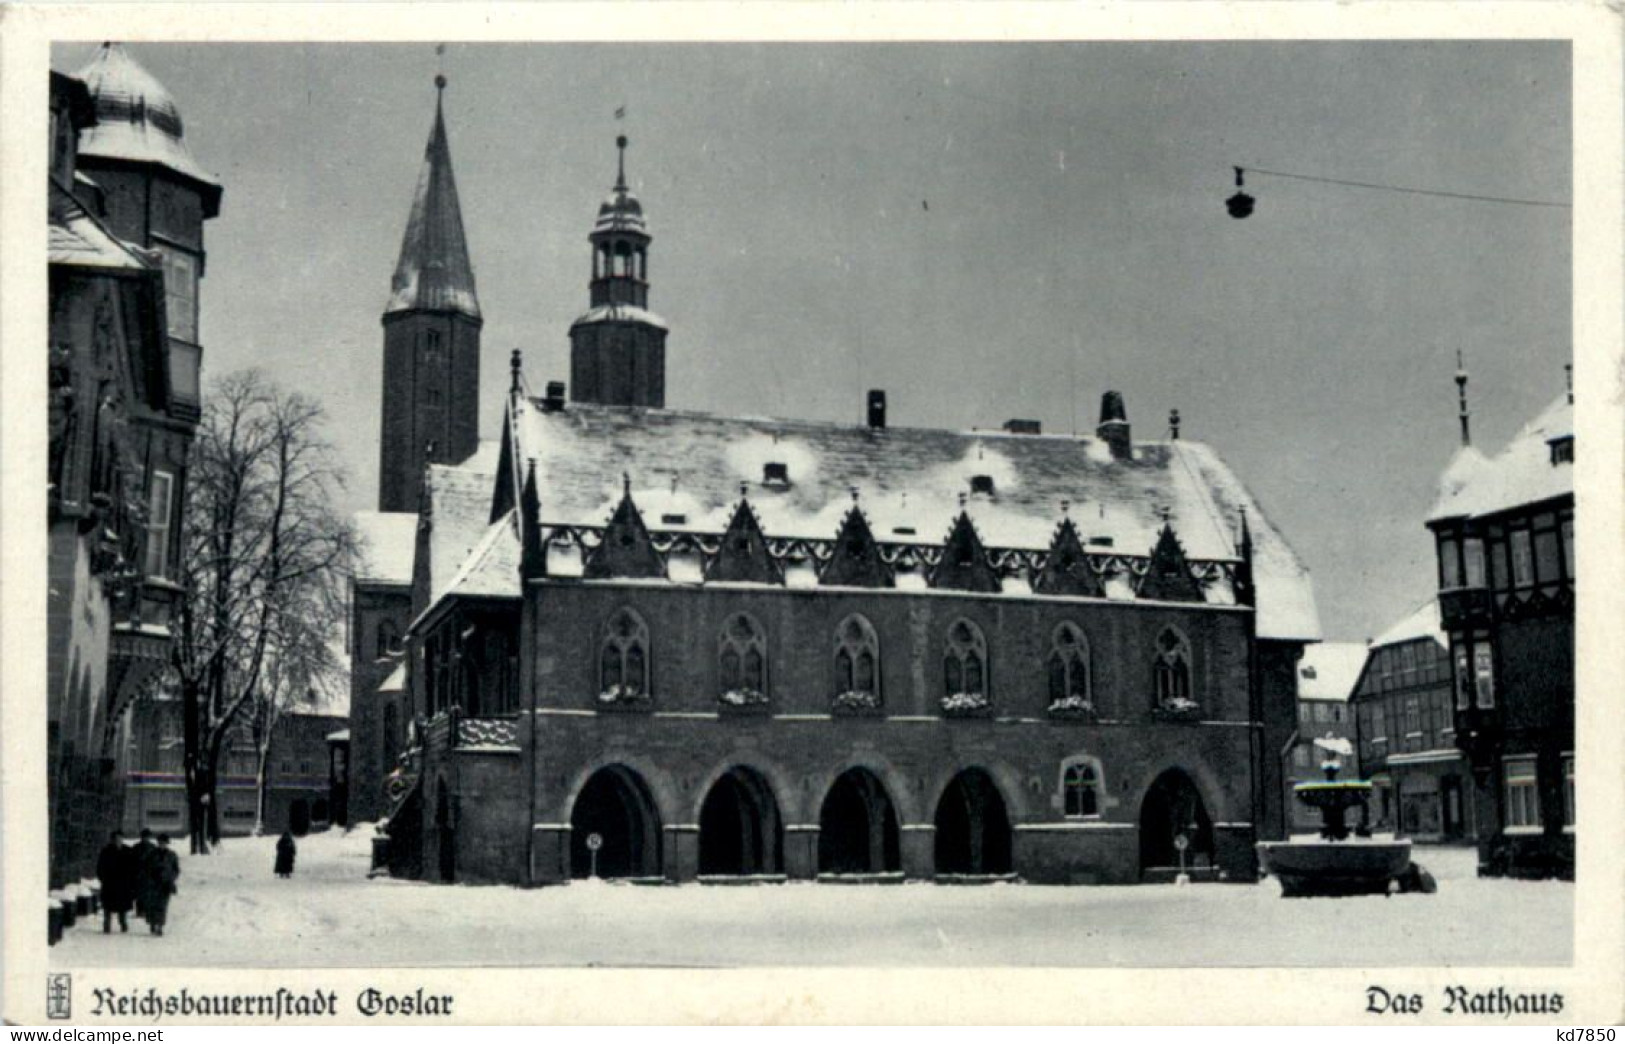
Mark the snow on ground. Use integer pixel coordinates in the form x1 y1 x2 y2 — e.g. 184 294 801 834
54 828 1571 969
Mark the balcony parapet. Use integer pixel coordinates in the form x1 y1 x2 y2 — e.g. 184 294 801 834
1439 585 1494 628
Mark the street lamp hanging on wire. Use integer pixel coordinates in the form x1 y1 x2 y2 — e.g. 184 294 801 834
1225 167 1254 219
1223 164 1569 220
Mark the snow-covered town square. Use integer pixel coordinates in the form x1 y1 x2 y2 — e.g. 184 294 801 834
53 828 1572 968
34 30 1591 1014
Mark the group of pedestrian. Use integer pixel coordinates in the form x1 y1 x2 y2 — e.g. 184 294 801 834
95 829 180 937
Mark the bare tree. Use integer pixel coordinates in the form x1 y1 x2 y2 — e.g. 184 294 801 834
249 573 348 835
172 370 354 853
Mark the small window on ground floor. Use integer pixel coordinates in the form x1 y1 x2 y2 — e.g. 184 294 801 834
1504 757 1540 829
1063 762 1101 818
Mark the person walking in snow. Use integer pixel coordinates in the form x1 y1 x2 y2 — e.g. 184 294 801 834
96 830 135 933
139 833 180 936
130 828 156 921
275 831 297 878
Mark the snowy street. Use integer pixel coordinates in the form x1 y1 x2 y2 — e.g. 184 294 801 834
53 827 1571 968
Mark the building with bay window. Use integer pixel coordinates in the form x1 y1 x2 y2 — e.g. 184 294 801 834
46 44 219 887
1349 599 1478 843
1428 388 1573 877
354 85 1325 887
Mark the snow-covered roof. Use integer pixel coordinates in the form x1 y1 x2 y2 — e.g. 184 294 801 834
1371 597 1446 650
441 510 521 601
48 179 150 272
409 446 511 632
74 44 222 214
1296 641 1368 702
377 662 407 694
1428 395 1572 523
353 511 417 586
507 399 1321 641
386 96 479 318
571 303 668 331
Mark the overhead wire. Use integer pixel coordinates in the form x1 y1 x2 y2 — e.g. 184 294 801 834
1236 166 1570 210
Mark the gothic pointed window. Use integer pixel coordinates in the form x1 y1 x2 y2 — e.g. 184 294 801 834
719 613 769 705
1152 627 1193 710
939 619 989 716
833 614 880 708
1047 622 1091 711
599 608 651 701
1063 761 1101 818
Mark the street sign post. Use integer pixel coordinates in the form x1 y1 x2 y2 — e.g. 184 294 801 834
586 832 603 879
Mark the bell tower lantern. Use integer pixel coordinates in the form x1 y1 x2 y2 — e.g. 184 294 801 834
570 135 668 408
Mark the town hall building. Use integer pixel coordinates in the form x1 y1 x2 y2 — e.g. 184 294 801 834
350 82 1323 886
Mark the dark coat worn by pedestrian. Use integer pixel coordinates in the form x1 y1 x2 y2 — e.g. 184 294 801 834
274 834 296 877
130 840 156 916
95 842 135 914
139 846 180 928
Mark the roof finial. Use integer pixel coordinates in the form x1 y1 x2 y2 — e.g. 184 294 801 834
622 471 631 497
509 348 523 394
1169 408 1181 440
1565 362 1573 405
1060 498 1070 516
849 485 860 505
1455 348 1472 447
616 134 628 191
434 42 448 94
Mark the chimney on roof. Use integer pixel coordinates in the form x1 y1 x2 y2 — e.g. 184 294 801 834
1003 418 1042 435
867 389 887 430
1096 391 1131 460
542 381 566 412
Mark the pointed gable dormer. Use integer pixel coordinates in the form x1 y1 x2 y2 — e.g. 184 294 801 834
378 74 483 514
705 495 783 585
819 502 893 589
1034 515 1103 597
583 476 666 580
1137 523 1204 603
930 512 1001 593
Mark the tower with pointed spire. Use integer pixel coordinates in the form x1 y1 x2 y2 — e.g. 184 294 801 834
378 74 483 513
569 135 669 408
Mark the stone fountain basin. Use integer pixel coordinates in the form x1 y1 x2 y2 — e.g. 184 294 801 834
1257 838 1412 898
1293 781 1372 810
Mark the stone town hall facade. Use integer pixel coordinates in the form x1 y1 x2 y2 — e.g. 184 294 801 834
350 84 1322 886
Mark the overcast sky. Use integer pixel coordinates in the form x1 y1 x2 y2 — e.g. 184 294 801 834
52 40 1571 642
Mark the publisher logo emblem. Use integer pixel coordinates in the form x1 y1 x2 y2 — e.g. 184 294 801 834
47 973 71 1019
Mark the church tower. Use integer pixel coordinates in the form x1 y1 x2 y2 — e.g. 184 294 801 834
378 75 482 513
570 135 668 408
